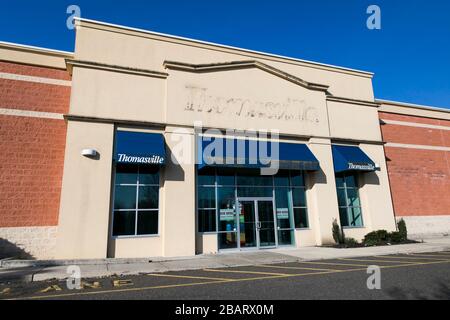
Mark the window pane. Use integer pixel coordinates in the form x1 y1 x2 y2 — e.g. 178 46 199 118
237 187 272 197
290 172 305 187
336 188 347 207
293 208 309 228
275 187 293 229
339 207 349 227
292 188 307 207
277 229 294 245
198 167 215 185
347 188 361 207
218 187 236 231
218 208 237 232
275 187 289 208
115 163 138 184
138 186 159 209
198 186 216 209
349 207 363 227
236 172 272 186
137 211 158 235
218 232 238 249
113 211 136 236
277 212 292 229
216 168 235 186
114 186 136 209
335 175 345 188
217 187 235 209
139 166 159 185
274 171 289 187
198 209 216 232
345 175 357 188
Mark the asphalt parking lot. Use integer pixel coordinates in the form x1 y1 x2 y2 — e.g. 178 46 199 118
1 251 450 300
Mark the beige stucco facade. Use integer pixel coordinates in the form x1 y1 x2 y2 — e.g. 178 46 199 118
55 18 397 259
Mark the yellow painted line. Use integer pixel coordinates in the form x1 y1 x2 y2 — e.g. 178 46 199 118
12 279 230 300
295 261 370 267
254 264 341 272
147 273 232 281
12 259 450 300
375 255 450 261
408 254 450 259
39 285 62 293
429 251 450 255
378 259 450 269
113 279 133 287
203 268 291 276
339 258 415 264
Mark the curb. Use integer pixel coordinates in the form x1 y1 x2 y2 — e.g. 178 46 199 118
2 243 450 283
0 255 202 269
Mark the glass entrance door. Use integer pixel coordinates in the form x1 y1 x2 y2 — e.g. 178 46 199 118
239 201 257 248
237 198 277 249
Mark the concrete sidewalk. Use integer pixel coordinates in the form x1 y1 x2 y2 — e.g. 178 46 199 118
1 236 450 283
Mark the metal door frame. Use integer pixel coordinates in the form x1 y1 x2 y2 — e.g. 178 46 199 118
236 197 278 249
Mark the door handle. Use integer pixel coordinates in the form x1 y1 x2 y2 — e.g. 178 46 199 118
256 222 261 229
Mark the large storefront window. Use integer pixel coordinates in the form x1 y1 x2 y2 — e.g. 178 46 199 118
197 167 216 233
197 168 309 249
112 164 160 236
335 173 363 227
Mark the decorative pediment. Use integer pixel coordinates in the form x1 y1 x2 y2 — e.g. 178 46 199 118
163 60 330 93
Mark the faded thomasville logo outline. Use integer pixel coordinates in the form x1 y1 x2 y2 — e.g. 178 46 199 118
185 86 320 123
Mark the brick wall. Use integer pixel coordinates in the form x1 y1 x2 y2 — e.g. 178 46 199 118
0 115 67 227
379 112 450 218
0 61 71 114
0 61 70 230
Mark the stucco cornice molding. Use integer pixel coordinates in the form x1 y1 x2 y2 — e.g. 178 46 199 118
376 99 450 121
75 18 374 78
64 114 385 145
327 96 379 108
164 60 330 93
0 41 73 58
65 59 168 79
0 41 72 70
331 137 386 146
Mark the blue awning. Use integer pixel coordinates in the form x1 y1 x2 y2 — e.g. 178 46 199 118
197 136 319 171
332 145 376 173
115 131 165 165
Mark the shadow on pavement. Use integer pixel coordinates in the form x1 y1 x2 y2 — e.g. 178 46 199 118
386 280 450 300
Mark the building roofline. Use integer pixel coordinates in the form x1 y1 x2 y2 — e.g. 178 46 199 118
0 41 74 57
376 99 450 114
75 17 374 78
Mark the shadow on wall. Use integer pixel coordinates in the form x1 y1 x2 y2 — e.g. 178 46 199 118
361 171 380 186
0 238 34 259
311 168 327 185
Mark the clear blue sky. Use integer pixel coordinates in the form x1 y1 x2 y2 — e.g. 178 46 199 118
1 0 449 108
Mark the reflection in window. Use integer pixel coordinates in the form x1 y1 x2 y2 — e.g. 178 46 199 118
197 185 217 232
290 172 309 229
112 164 160 236
335 173 363 227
